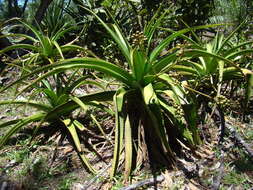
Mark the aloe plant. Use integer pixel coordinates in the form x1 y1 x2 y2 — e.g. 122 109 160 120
171 23 253 98
1 5 235 180
0 8 223 180
0 71 113 174
42 0 78 38
166 22 253 136
0 19 89 71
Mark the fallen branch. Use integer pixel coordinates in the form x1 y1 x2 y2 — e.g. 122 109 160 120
226 122 253 160
212 107 225 190
119 175 165 190
217 106 225 144
83 163 111 190
212 149 225 190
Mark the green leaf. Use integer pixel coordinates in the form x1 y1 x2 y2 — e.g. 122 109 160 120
144 5 171 53
0 119 22 129
73 120 86 131
151 53 177 74
124 114 133 180
158 74 187 104
142 83 174 157
19 20 45 43
0 100 51 112
150 24 223 63
0 113 45 148
45 91 115 121
245 73 253 107
172 65 199 77
52 40 64 60
182 104 201 145
0 33 38 43
90 114 112 145
218 21 246 53
82 7 131 63
70 96 89 112
225 49 253 60
0 58 134 95
62 119 96 174
217 60 225 95
131 49 147 81
43 88 59 106
110 88 127 178
149 28 192 63
0 44 38 54
223 67 243 80
184 49 241 71
224 41 253 56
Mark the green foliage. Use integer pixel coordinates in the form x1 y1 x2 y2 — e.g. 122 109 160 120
0 1 253 184
57 177 76 190
210 0 248 26
175 0 214 26
4 146 30 163
0 19 88 70
0 8 209 180
171 23 253 110
42 0 77 38
0 64 112 174
9 8 224 180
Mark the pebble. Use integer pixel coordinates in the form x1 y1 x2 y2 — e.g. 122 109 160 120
71 183 85 190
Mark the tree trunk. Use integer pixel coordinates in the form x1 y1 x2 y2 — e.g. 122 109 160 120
0 32 13 71
33 0 54 25
21 0 29 17
0 32 12 50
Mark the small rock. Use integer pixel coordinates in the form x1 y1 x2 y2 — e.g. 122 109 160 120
0 115 6 119
0 76 9 85
5 160 17 169
1 181 8 190
198 168 204 176
16 96 26 101
0 180 23 190
211 162 221 170
71 183 85 190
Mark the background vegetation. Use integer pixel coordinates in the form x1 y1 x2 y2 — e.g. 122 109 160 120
0 0 253 189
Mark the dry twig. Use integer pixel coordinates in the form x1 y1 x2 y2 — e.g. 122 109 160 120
119 175 165 190
226 122 253 160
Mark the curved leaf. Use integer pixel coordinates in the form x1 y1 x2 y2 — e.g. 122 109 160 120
225 49 253 60
151 53 177 74
0 119 21 129
45 91 115 121
110 88 127 178
0 113 45 148
184 49 242 71
124 114 133 180
150 24 223 63
0 58 134 95
0 44 38 54
0 100 52 112
63 119 96 174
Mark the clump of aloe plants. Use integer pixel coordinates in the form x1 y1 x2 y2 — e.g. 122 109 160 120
0 6 253 182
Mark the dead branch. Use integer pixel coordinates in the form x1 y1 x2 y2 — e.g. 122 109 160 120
226 122 253 160
119 175 165 190
212 150 225 190
83 163 111 190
